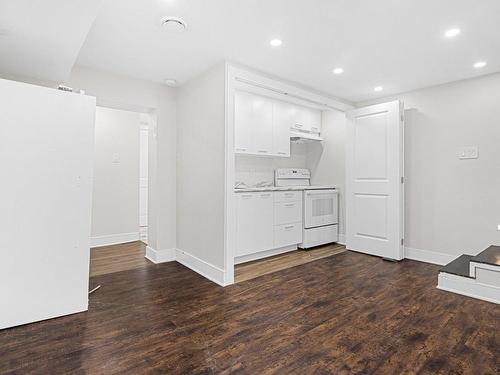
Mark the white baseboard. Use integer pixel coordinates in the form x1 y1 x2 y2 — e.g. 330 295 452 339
404 246 456 266
145 246 175 264
438 273 500 305
338 233 346 245
90 232 140 248
175 249 227 287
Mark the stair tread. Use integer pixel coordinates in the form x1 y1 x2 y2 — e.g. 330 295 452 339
440 254 474 278
471 245 500 267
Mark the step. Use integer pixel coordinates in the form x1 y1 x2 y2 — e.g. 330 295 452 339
470 245 500 267
439 254 474 278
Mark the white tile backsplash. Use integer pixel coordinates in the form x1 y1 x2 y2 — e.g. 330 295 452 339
235 144 309 187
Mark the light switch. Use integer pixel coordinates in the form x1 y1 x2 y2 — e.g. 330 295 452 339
459 146 478 160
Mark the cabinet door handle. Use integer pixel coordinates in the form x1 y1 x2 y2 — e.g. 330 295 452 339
284 225 294 230
284 203 295 207
294 124 303 128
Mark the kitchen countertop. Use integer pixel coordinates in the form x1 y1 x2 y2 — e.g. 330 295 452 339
234 185 337 192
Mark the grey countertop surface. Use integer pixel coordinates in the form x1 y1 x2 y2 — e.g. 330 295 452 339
234 185 337 192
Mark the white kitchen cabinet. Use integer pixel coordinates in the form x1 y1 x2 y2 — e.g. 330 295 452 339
234 91 255 154
274 200 302 225
291 106 321 134
236 190 304 261
234 91 273 156
274 222 302 249
272 101 292 157
236 192 274 257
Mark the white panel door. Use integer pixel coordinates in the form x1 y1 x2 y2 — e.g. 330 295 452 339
346 101 404 260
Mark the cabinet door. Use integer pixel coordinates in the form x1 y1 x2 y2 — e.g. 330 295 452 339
292 106 312 132
254 192 274 251
252 95 274 156
234 91 254 154
272 101 291 157
236 192 274 257
308 108 322 134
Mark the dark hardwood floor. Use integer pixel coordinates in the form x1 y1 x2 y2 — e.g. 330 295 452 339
1 251 499 374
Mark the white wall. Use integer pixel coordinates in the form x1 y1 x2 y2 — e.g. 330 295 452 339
65 66 177 253
355 73 500 259
91 107 141 244
307 109 347 239
176 64 226 273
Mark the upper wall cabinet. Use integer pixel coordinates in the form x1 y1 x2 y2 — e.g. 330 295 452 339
291 106 321 134
234 91 321 157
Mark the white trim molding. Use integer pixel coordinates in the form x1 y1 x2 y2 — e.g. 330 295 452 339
438 272 500 305
90 232 140 248
145 246 175 264
404 246 456 266
337 233 346 246
175 249 227 287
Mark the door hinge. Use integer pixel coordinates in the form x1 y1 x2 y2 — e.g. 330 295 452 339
401 176 404 184
401 238 404 246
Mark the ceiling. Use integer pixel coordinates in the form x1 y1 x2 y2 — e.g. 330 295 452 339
1 1 500 102
0 0 101 82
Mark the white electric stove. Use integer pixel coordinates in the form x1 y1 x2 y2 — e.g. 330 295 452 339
275 169 339 249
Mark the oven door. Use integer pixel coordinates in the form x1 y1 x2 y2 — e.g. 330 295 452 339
304 189 338 229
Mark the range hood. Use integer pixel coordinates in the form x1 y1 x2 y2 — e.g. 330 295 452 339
290 129 323 143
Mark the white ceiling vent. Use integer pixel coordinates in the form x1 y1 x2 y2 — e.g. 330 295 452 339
161 17 187 33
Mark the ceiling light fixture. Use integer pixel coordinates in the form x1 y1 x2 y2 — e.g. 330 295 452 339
333 68 344 75
164 78 178 87
161 16 187 33
270 39 282 47
473 61 487 69
374 86 383 92
444 28 461 38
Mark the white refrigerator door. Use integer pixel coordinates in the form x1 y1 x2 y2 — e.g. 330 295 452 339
0 79 96 329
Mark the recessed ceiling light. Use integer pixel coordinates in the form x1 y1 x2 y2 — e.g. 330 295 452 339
473 61 487 69
333 68 344 75
444 28 461 38
270 39 282 47
164 78 177 87
161 16 187 33
374 86 383 92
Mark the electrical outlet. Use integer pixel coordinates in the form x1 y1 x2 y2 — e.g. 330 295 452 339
459 146 478 159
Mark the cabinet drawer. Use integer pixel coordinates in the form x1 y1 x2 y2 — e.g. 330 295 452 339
274 223 302 248
274 200 302 225
274 190 302 203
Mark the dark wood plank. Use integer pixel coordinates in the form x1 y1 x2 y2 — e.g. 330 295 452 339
90 241 148 277
1 251 499 374
471 245 500 266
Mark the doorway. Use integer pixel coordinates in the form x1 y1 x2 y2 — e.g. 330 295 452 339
89 106 151 275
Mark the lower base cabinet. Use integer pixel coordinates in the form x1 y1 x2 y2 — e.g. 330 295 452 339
236 191 303 260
